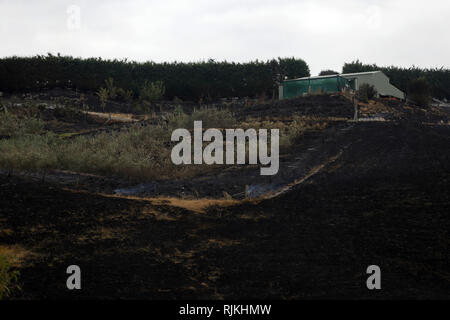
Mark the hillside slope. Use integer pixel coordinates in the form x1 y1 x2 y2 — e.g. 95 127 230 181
1 120 449 299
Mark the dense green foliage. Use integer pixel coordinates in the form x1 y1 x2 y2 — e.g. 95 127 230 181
318 70 339 76
343 60 450 100
0 55 310 101
407 77 431 107
356 83 378 102
138 80 166 102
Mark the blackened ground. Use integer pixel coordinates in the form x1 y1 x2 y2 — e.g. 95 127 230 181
0 121 449 299
207 122 450 299
232 94 355 120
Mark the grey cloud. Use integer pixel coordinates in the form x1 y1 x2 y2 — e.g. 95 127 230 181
0 0 449 75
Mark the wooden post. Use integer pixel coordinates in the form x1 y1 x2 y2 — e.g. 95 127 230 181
353 96 359 121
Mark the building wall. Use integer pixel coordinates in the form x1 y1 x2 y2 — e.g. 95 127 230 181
341 73 376 91
341 72 405 99
372 72 405 99
280 71 405 100
281 75 349 99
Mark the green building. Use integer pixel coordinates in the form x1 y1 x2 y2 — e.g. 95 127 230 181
280 74 352 99
279 71 405 100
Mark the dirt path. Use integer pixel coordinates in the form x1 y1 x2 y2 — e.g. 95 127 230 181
86 111 139 122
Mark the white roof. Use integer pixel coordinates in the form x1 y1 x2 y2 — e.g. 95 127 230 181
289 74 340 81
340 71 381 77
285 71 382 82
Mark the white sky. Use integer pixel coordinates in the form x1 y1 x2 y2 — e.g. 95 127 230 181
1 0 449 75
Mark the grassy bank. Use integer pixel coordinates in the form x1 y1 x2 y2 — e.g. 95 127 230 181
0 106 311 181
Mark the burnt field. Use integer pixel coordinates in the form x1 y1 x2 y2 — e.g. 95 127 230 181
0 93 449 299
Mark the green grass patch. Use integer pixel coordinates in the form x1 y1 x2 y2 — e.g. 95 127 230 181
0 254 21 300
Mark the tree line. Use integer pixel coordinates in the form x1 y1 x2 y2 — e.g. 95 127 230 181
0 54 310 101
342 60 450 100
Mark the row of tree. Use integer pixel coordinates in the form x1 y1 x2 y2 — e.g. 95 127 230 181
342 60 450 100
0 54 310 101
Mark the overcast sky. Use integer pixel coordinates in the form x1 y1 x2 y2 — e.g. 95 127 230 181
1 0 449 75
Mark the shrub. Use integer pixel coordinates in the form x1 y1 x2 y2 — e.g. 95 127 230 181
0 113 44 137
407 77 430 107
138 80 166 113
117 88 134 103
319 70 339 76
139 80 165 102
167 107 236 130
96 87 109 113
0 254 21 300
0 133 58 174
105 78 117 100
279 119 305 149
96 78 120 115
356 83 377 102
